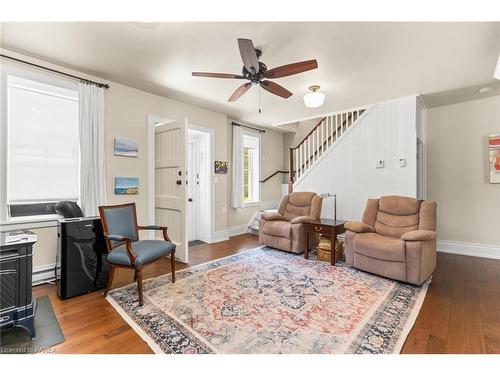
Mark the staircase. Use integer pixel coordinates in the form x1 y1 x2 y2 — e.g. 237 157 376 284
288 106 371 190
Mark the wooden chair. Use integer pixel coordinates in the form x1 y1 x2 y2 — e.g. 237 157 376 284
98 203 176 306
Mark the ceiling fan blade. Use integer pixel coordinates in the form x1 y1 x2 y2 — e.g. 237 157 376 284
238 38 260 74
264 59 318 79
228 82 252 102
260 80 293 99
192 72 245 79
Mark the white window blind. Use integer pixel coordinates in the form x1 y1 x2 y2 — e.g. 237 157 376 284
7 75 79 204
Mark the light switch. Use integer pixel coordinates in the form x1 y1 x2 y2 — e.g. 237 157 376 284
375 160 384 169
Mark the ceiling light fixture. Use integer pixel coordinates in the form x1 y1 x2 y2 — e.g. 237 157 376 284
494 53 500 80
303 85 325 108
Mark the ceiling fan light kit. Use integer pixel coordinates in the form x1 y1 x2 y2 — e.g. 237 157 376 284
303 85 325 108
192 38 318 103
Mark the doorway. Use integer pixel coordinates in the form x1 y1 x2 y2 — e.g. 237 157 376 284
187 128 212 247
417 138 425 200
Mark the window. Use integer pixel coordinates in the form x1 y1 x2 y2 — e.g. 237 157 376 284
242 134 260 204
1 70 80 221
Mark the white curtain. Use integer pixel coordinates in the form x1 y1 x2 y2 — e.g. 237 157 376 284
231 125 245 209
78 83 106 216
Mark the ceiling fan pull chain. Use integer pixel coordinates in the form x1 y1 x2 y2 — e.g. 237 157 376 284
259 86 262 114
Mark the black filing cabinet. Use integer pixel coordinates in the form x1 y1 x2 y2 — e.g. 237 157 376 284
57 217 108 299
0 230 37 338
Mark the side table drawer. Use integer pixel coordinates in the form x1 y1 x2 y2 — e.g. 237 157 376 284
305 224 332 235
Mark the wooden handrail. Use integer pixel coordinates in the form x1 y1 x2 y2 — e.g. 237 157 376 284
260 170 288 183
288 109 366 189
291 117 327 150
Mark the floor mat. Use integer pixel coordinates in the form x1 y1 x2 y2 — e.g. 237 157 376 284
0 295 64 354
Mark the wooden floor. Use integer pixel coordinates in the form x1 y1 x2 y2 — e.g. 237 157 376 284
32 233 500 354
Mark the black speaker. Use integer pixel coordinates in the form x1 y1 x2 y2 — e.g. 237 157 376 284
56 217 108 299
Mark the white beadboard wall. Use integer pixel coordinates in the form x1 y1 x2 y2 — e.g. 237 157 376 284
294 96 418 222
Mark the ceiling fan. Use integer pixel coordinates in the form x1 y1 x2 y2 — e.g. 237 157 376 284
192 38 318 102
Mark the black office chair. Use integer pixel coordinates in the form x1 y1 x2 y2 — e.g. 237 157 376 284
55 201 84 218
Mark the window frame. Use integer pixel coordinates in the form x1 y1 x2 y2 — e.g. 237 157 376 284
242 132 260 205
0 63 80 223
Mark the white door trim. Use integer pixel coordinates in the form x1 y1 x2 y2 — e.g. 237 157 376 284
147 114 174 239
187 124 215 243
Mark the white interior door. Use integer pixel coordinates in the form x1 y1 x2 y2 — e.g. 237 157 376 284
187 140 196 242
155 119 188 263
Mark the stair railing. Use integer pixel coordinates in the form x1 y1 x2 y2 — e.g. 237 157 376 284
288 106 369 192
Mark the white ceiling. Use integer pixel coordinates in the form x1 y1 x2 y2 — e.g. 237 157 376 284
1 22 499 126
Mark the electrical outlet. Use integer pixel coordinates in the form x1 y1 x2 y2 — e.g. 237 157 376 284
375 160 384 169
398 158 406 167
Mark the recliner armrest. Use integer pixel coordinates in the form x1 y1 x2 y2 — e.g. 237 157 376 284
261 212 286 221
290 216 316 224
344 221 375 233
401 230 436 241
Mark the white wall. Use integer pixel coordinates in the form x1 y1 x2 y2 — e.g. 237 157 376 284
294 96 418 221
427 95 500 247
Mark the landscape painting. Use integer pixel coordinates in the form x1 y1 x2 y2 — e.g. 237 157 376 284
115 177 139 194
114 138 138 157
489 134 500 183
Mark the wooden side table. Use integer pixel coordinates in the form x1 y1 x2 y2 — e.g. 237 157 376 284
304 219 346 266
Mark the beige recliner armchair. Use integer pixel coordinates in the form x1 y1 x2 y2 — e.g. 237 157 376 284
344 195 437 285
259 192 323 253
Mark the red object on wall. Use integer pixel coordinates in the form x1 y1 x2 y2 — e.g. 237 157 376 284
490 137 500 146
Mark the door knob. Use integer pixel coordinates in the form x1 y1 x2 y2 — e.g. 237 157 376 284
176 180 182 185
188 198 193 202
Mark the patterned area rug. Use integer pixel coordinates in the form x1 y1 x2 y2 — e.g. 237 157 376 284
107 246 429 354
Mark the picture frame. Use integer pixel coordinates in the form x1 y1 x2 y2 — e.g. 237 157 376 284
214 161 228 174
489 134 500 183
114 138 139 157
115 177 139 194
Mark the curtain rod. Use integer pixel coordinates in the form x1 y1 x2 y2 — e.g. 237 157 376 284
0 54 110 89
231 121 266 133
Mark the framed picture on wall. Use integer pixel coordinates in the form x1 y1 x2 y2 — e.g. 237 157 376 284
215 161 228 174
115 177 139 194
489 134 500 183
114 138 138 157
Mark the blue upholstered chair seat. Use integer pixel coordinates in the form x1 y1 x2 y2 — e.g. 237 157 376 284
108 240 176 266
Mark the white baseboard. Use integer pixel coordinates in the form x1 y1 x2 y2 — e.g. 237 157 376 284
211 230 229 243
32 263 58 285
228 224 249 237
211 224 250 244
437 240 500 260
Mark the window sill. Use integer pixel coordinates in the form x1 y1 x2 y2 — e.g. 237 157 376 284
0 215 60 231
244 201 261 207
